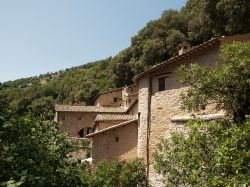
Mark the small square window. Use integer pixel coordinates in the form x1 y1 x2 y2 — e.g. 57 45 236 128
115 137 119 142
87 128 92 135
159 77 166 91
113 97 118 102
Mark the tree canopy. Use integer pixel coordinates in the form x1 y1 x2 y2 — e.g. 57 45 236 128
1 0 249 116
154 41 250 186
178 41 250 123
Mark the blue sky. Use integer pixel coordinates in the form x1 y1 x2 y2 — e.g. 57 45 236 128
0 0 186 82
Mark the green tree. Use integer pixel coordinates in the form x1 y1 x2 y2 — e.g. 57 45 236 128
154 120 250 186
0 113 90 186
89 159 148 187
182 0 250 44
177 42 250 123
154 41 250 186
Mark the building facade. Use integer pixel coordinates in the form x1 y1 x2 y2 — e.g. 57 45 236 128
55 33 250 187
134 33 250 186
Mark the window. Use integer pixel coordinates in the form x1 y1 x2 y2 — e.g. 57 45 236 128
159 77 166 91
78 129 84 137
115 137 119 142
113 97 118 102
62 115 65 120
87 128 92 135
78 116 81 120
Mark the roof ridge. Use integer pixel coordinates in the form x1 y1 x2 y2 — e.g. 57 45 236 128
134 37 220 82
86 119 138 137
55 104 127 113
95 114 138 122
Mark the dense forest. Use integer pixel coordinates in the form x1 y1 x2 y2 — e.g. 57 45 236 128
0 0 249 116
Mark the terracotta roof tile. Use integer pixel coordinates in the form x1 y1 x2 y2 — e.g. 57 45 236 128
86 119 138 137
55 105 126 113
134 37 220 82
95 114 137 122
134 33 250 83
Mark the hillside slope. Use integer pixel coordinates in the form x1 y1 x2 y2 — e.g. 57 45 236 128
0 0 249 116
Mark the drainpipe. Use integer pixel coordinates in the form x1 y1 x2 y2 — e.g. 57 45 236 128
146 75 152 177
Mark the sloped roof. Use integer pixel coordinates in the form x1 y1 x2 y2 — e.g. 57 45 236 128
134 33 250 82
125 99 138 113
86 119 138 138
55 105 126 113
134 37 220 82
95 114 137 122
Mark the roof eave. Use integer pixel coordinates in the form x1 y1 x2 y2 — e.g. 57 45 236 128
86 119 138 138
134 37 220 83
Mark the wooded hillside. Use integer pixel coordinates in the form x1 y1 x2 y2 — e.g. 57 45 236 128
0 0 249 116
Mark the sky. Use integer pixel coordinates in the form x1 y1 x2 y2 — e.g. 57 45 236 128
0 0 186 83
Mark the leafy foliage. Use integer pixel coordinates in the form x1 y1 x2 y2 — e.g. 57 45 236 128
1 0 249 113
89 159 148 187
154 40 250 186
154 120 250 186
0 58 114 116
0 99 147 186
0 113 90 186
177 42 250 122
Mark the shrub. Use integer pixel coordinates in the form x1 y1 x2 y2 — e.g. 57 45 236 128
89 158 148 187
154 119 250 186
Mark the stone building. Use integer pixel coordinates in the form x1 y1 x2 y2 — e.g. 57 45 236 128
55 85 138 138
93 85 137 108
87 117 138 165
55 86 139 161
55 105 126 137
133 33 250 186
55 33 250 186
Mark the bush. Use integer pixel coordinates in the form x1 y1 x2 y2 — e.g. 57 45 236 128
89 158 148 187
0 113 90 186
154 119 250 186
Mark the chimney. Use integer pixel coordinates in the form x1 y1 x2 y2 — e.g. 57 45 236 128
178 41 191 55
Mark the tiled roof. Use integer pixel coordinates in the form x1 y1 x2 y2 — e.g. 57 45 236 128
95 114 137 122
171 113 226 122
134 33 250 83
55 105 126 113
86 119 138 138
134 37 220 82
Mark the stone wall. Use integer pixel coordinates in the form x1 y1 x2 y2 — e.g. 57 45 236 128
137 77 149 162
128 102 138 115
94 89 123 107
97 120 127 131
137 46 221 186
58 112 97 137
92 122 138 165
122 85 138 108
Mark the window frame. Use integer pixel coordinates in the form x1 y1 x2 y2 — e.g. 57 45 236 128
158 77 166 91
